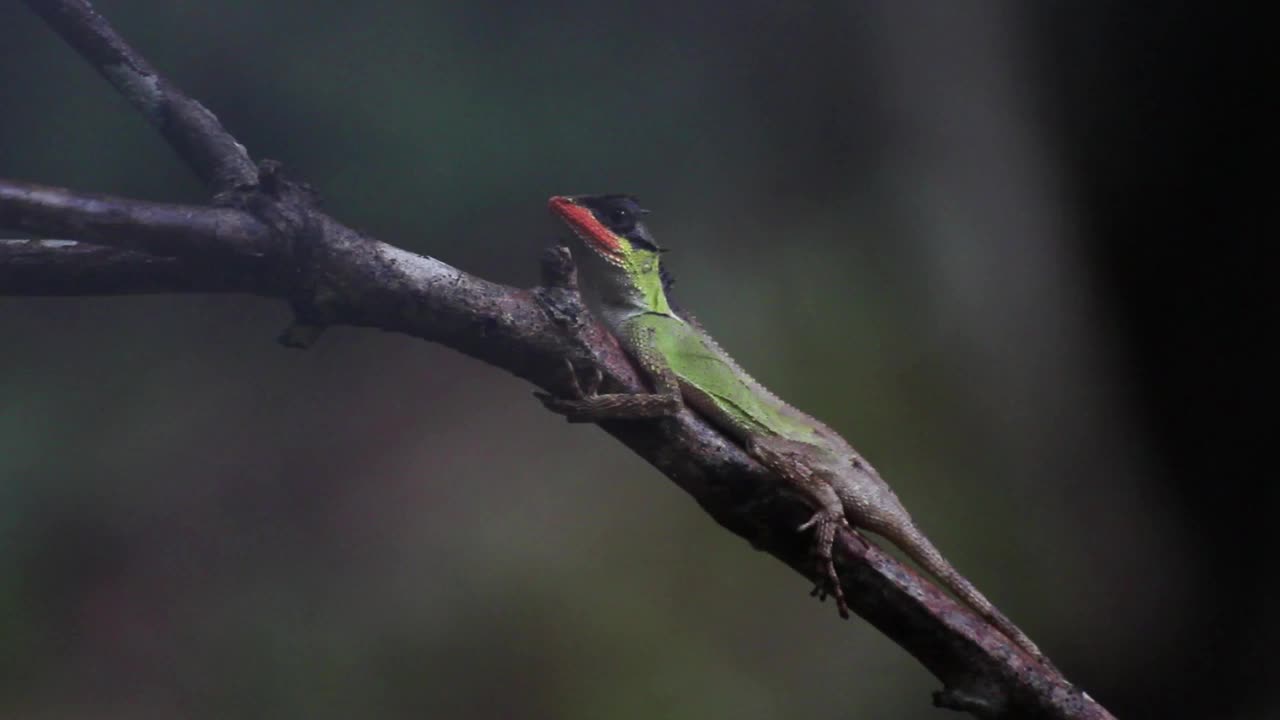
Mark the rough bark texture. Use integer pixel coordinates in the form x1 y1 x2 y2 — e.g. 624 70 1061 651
0 238 275 295
0 180 278 262
1 2 1115 718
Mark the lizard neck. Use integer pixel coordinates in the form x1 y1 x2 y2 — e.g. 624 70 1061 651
578 249 677 328
619 249 674 317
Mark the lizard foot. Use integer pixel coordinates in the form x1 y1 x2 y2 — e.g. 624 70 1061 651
533 358 604 422
798 510 848 619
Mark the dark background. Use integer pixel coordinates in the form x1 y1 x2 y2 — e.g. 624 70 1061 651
1 2 1269 718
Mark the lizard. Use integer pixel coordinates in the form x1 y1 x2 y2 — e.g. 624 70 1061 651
534 193 1050 666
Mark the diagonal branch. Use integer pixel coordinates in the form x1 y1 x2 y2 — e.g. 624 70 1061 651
1 175 1113 720
21 0 258 193
3 3 1116 719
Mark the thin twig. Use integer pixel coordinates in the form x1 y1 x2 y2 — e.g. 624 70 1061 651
21 0 258 193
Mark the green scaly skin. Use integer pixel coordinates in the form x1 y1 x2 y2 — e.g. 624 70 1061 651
537 194 1051 667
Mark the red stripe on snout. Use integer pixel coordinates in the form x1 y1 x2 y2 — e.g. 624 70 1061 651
548 196 624 254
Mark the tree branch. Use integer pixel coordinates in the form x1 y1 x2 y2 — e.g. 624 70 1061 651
0 237 277 295
0 178 277 261
1 175 1112 720
3 3 1116 718
21 0 258 193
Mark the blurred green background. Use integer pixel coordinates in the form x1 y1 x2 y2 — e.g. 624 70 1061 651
1 2 1268 718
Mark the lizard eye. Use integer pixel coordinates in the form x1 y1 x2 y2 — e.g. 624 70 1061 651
606 207 635 233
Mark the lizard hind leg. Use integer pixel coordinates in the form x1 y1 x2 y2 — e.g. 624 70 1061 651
798 507 849 618
747 436 851 618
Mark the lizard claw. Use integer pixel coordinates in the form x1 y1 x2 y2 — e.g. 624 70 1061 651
562 358 588 399
800 510 849 619
582 366 604 397
533 389 571 412
534 358 601 423
560 357 604 400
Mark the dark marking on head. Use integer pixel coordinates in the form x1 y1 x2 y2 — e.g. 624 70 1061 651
575 194 663 253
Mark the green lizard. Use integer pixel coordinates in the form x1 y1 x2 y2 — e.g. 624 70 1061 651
536 193 1049 665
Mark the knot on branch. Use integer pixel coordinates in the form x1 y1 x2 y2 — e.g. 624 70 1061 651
534 244 587 329
531 243 609 393
538 243 578 290
223 160 333 347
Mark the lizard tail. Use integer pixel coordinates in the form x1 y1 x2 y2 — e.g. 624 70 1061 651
873 518 1056 672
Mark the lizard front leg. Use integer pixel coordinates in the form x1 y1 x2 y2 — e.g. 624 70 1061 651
535 327 683 422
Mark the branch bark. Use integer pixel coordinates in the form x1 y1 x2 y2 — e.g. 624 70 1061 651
3 2 1115 718
0 237 275 295
0 179 277 261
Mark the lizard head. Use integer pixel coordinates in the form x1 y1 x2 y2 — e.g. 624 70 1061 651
549 194 672 313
